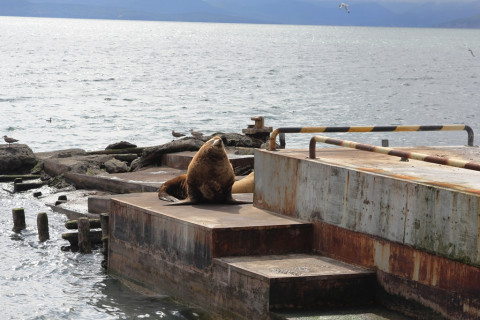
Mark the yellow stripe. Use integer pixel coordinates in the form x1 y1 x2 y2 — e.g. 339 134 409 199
300 127 328 133
349 126 374 132
447 159 469 168
375 147 391 155
441 125 466 131
395 125 421 132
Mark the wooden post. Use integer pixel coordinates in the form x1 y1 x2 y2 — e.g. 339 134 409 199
100 213 109 238
12 208 26 232
37 212 50 242
100 213 109 257
77 217 92 253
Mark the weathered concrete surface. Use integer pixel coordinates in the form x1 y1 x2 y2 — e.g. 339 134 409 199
214 254 375 314
108 192 380 319
108 193 312 318
0 144 38 174
109 193 311 270
254 146 480 319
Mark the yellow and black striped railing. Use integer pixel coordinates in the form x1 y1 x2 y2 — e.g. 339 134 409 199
309 135 480 172
268 125 474 150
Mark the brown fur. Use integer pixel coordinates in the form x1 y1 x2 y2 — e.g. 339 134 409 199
158 174 187 200
186 136 236 203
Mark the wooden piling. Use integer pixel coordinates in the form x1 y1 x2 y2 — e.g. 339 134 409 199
62 231 102 247
100 213 109 238
37 212 50 242
77 217 92 253
100 213 109 257
12 208 26 232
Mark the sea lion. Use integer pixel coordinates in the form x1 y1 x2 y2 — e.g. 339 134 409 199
158 174 187 202
158 171 255 202
166 136 250 205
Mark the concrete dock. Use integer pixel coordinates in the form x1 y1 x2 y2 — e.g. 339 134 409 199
254 145 480 319
108 192 376 319
41 143 479 319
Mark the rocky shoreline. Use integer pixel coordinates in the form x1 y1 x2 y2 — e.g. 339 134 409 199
1 132 260 217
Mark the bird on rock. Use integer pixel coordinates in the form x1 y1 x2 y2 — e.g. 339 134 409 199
3 135 19 145
172 130 186 138
189 129 204 139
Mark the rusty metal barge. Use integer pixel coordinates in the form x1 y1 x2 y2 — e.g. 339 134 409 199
106 125 480 319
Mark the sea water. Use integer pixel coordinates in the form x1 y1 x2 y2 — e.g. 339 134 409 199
1 16 479 152
0 16 479 319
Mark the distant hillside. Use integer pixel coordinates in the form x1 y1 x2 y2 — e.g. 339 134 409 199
1 0 480 28
438 14 480 28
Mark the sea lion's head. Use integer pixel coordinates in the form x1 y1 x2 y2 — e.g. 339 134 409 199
200 136 227 156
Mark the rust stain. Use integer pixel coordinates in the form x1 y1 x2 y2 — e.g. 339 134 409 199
314 221 480 296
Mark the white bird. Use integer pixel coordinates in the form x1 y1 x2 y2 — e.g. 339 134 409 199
339 3 350 13
172 130 185 138
189 129 204 139
3 135 19 145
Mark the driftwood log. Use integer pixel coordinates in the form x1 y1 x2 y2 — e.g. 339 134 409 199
132 138 204 170
132 133 263 171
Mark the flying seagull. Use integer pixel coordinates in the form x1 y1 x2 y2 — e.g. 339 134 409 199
3 135 19 145
339 3 350 13
189 129 204 139
172 130 185 138
465 44 475 57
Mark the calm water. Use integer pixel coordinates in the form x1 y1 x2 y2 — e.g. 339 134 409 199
1 16 479 319
1 16 479 152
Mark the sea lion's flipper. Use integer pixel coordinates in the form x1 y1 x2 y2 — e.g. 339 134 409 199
158 192 181 203
166 198 252 206
167 199 197 206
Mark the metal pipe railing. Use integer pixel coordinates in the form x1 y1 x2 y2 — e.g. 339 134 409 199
309 135 480 172
269 125 474 150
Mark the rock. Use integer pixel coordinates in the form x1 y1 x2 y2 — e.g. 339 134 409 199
113 153 138 164
104 158 128 173
35 148 87 160
105 141 137 150
0 144 38 174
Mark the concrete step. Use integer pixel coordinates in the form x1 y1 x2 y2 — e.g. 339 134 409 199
214 254 376 315
109 193 313 271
